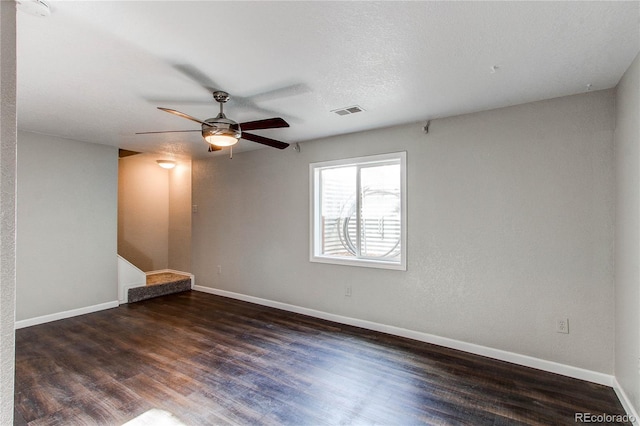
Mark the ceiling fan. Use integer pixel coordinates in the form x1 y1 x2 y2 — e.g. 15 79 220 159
137 91 290 152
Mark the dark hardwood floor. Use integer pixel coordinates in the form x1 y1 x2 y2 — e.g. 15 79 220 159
15 291 629 425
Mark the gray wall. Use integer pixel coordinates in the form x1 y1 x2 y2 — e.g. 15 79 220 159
615 52 640 412
0 1 16 422
192 89 615 374
16 131 118 321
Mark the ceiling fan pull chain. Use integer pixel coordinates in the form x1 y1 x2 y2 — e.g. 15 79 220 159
230 146 233 159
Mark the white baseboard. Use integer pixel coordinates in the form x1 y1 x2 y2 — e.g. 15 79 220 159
146 269 195 289
613 378 640 425
15 300 119 329
193 285 613 387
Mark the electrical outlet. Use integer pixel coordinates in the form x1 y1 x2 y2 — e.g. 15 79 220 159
556 318 569 334
192 205 198 213
345 285 352 297
217 265 222 275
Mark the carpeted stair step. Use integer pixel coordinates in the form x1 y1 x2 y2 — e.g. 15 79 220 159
128 273 192 303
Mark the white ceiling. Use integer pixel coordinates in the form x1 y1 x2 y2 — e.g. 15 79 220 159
17 1 640 159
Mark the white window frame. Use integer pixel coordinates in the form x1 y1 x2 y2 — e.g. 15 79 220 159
309 151 407 271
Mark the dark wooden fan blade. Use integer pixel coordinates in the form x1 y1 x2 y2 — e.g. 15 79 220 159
239 117 290 131
136 130 201 135
158 107 210 126
241 132 289 149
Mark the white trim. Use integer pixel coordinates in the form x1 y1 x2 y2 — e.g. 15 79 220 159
613 378 640 425
15 300 119 329
118 255 146 303
145 269 195 289
194 285 613 386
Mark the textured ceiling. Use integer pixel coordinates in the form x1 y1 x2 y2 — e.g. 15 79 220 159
17 1 640 158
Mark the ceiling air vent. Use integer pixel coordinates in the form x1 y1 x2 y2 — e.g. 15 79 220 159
331 105 365 116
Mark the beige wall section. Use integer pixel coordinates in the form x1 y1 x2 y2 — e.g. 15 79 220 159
16 131 118 321
615 51 640 413
118 153 191 272
169 160 192 272
118 153 169 271
0 1 16 422
193 90 615 374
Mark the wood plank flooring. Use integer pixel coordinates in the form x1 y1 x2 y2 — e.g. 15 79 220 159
14 291 630 425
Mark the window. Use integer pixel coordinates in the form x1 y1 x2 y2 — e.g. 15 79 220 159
310 152 406 270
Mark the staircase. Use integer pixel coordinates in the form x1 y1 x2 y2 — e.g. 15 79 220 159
118 256 193 304
128 272 193 303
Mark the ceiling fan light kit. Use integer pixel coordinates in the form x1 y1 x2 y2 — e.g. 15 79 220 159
202 122 241 148
204 131 239 147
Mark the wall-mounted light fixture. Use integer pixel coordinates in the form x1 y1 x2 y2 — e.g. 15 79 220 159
156 160 176 169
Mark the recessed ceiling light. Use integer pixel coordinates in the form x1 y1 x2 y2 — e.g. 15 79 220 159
156 160 176 169
15 0 50 17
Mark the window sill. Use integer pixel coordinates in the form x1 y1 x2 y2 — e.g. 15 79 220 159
310 255 406 271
